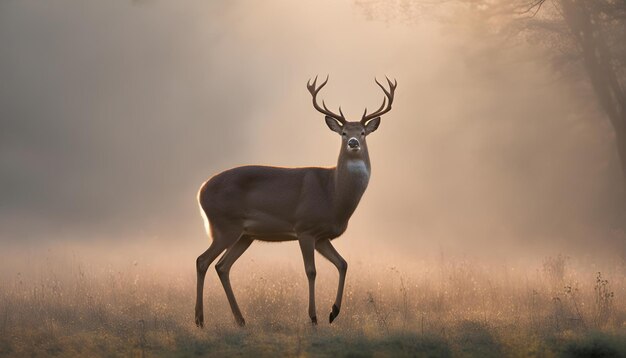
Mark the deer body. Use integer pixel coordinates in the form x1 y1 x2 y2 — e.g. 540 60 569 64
195 77 395 327
200 157 370 242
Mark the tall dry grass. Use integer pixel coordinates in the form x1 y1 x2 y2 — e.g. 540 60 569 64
0 248 625 357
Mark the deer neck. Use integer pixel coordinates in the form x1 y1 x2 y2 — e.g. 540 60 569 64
332 149 371 222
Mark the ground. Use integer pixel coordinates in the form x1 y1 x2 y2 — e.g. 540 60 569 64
1 250 625 357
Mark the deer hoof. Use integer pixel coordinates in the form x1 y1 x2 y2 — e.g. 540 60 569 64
195 315 204 328
329 304 340 324
311 316 318 325
236 317 246 327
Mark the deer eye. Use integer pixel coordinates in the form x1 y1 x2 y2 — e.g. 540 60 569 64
342 132 347 137
361 131 365 136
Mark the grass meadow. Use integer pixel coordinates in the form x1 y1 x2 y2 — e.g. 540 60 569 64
1 247 625 357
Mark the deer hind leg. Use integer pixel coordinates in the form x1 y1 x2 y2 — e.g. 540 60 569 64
298 236 317 325
195 241 227 327
215 235 253 327
316 239 348 324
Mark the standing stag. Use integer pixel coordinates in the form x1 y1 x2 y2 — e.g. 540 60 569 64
195 76 397 327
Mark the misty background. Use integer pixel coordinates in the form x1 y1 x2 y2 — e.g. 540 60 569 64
1 0 624 260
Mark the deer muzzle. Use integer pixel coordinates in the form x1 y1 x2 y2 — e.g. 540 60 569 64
347 138 360 151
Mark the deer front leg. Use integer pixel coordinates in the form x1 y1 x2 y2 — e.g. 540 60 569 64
316 239 347 323
298 236 317 325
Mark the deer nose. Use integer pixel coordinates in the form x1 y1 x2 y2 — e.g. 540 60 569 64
348 138 360 149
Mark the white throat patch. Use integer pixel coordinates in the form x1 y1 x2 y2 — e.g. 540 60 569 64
346 160 370 179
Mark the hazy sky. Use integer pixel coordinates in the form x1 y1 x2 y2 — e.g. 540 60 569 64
1 0 622 257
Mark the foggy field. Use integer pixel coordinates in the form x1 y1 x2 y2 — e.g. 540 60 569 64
2 1 626 357
1 248 625 357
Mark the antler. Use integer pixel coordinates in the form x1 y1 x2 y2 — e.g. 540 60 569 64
307 75 346 124
360 77 397 124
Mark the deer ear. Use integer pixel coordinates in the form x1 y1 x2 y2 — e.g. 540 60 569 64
364 117 380 134
325 116 343 134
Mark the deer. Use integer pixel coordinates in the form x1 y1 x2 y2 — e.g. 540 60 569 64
195 76 397 327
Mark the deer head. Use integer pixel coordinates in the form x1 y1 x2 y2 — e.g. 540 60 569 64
307 76 397 156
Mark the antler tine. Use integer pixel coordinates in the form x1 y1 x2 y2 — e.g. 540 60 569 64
338 106 345 119
307 75 346 124
307 75 326 93
361 77 397 124
362 97 386 121
375 78 391 98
